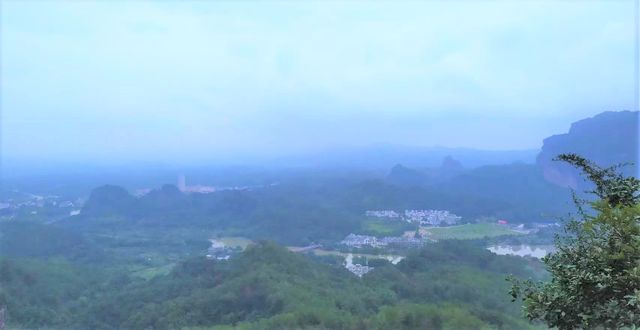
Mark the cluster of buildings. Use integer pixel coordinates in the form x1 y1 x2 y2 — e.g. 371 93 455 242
346 263 373 277
178 175 216 194
344 254 374 277
341 233 424 248
0 193 83 219
2 195 58 209
406 210 461 226
365 210 400 218
365 209 461 226
205 239 233 261
176 175 277 195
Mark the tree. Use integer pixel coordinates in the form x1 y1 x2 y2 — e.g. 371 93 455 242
509 154 640 329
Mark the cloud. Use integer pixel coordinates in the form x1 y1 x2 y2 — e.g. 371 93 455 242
1 0 636 162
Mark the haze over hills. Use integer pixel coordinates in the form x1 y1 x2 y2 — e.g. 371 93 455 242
276 146 539 170
5 111 634 194
54 111 633 249
386 111 639 220
4 111 635 199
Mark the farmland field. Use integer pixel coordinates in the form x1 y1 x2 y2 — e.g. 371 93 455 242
423 223 523 240
131 263 176 280
361 219 414 236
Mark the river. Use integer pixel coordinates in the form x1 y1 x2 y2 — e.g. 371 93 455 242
487 244 555 259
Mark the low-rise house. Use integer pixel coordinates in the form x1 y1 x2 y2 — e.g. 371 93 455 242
406 209 461 226
344 254 374 277
206 239 234 260
380 236 424 247
346 263 374 277
341 233 425 248
58 201 75 208
365 210 400 219
341 233 386 248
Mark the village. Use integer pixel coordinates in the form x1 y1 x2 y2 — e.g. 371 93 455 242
341 233 424 249
365 209 462 226
0 191 83 220
331 209 461 276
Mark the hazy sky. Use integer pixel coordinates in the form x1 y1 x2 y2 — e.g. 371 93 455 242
1 1 637 163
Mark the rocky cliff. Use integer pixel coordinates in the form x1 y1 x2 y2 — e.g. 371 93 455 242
537 111 639 188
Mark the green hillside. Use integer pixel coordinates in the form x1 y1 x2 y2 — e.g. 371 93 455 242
1 241 542 329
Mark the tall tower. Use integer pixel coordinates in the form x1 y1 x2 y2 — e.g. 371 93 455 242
177 174 186 192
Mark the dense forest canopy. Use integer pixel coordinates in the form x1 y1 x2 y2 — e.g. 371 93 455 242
1 241 543 329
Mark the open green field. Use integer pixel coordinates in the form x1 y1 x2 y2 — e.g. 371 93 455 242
423 223 523 240
361 219 414 237
131 263 176 280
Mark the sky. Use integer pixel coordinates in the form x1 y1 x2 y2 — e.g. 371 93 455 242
1 0 638 164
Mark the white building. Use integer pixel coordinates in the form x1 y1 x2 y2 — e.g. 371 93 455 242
405 209 461 226
365 210 400 219
177 175 216 194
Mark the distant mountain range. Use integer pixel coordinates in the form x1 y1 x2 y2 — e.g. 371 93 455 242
273 145 538 170
22 110 640 231
385 110 639 219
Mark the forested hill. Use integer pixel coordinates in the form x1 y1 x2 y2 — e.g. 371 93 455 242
71 176 552 246
438 163 571 221
0 240 541 329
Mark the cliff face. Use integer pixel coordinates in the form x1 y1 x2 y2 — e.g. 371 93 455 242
537 111 639 188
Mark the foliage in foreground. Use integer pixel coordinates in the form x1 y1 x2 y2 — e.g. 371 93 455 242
510 154 640 329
